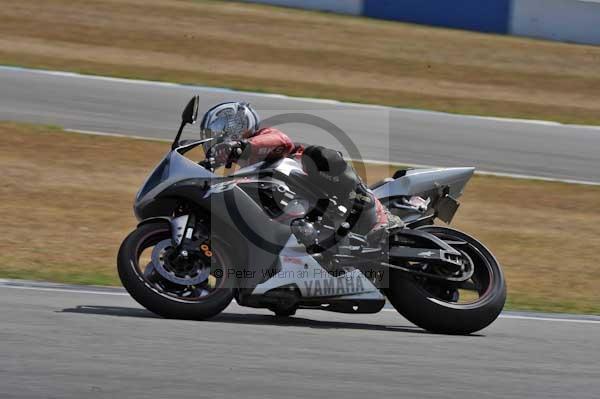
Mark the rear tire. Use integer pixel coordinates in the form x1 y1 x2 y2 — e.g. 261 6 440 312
117 222 234 320
385 226 506 335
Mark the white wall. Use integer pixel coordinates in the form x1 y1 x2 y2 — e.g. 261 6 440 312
238 0 363 15
511 0 600 45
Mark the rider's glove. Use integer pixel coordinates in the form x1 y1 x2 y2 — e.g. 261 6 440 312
211 141 244 167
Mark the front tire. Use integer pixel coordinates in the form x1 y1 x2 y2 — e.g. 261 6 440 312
117 222 234 320
385 226 506 335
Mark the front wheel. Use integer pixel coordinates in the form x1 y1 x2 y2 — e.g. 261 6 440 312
117 222 234 320
385 226 506 335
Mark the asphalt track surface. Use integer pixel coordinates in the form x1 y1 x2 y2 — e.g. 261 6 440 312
1 66 600 183
1 280 599 399
2 67 600 397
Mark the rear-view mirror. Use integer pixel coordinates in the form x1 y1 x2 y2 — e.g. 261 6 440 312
182 95 199 125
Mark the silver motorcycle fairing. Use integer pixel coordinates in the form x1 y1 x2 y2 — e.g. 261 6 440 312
232 157 306 177
252 235 385 301
372 167 475 200
135 149 215 220
373 167 474 224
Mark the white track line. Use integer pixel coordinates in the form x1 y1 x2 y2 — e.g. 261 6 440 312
497 314 600 324
382 308 600 324
0 284 128 296
66 128 171 142
65 128 600 186
1 281 598 324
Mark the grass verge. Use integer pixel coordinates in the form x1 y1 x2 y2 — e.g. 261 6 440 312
1 122 599 314
2 0 600 124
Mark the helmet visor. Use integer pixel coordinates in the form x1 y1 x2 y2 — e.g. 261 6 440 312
203 107 249 142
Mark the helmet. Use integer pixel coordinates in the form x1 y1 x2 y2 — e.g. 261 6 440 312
199 102 260 143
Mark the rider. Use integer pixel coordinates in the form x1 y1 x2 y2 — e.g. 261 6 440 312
199 101 401 240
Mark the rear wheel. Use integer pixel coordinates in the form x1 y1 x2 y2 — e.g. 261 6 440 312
385 226 506 334
117 222 234 320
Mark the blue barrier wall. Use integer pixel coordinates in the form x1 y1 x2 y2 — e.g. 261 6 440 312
241 0 600 45
362 0 511 34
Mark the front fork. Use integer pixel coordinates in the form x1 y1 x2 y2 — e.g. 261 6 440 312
170 214 191 246
169 214 208 257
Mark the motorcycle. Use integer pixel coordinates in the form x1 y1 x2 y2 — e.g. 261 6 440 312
117 96 506 335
